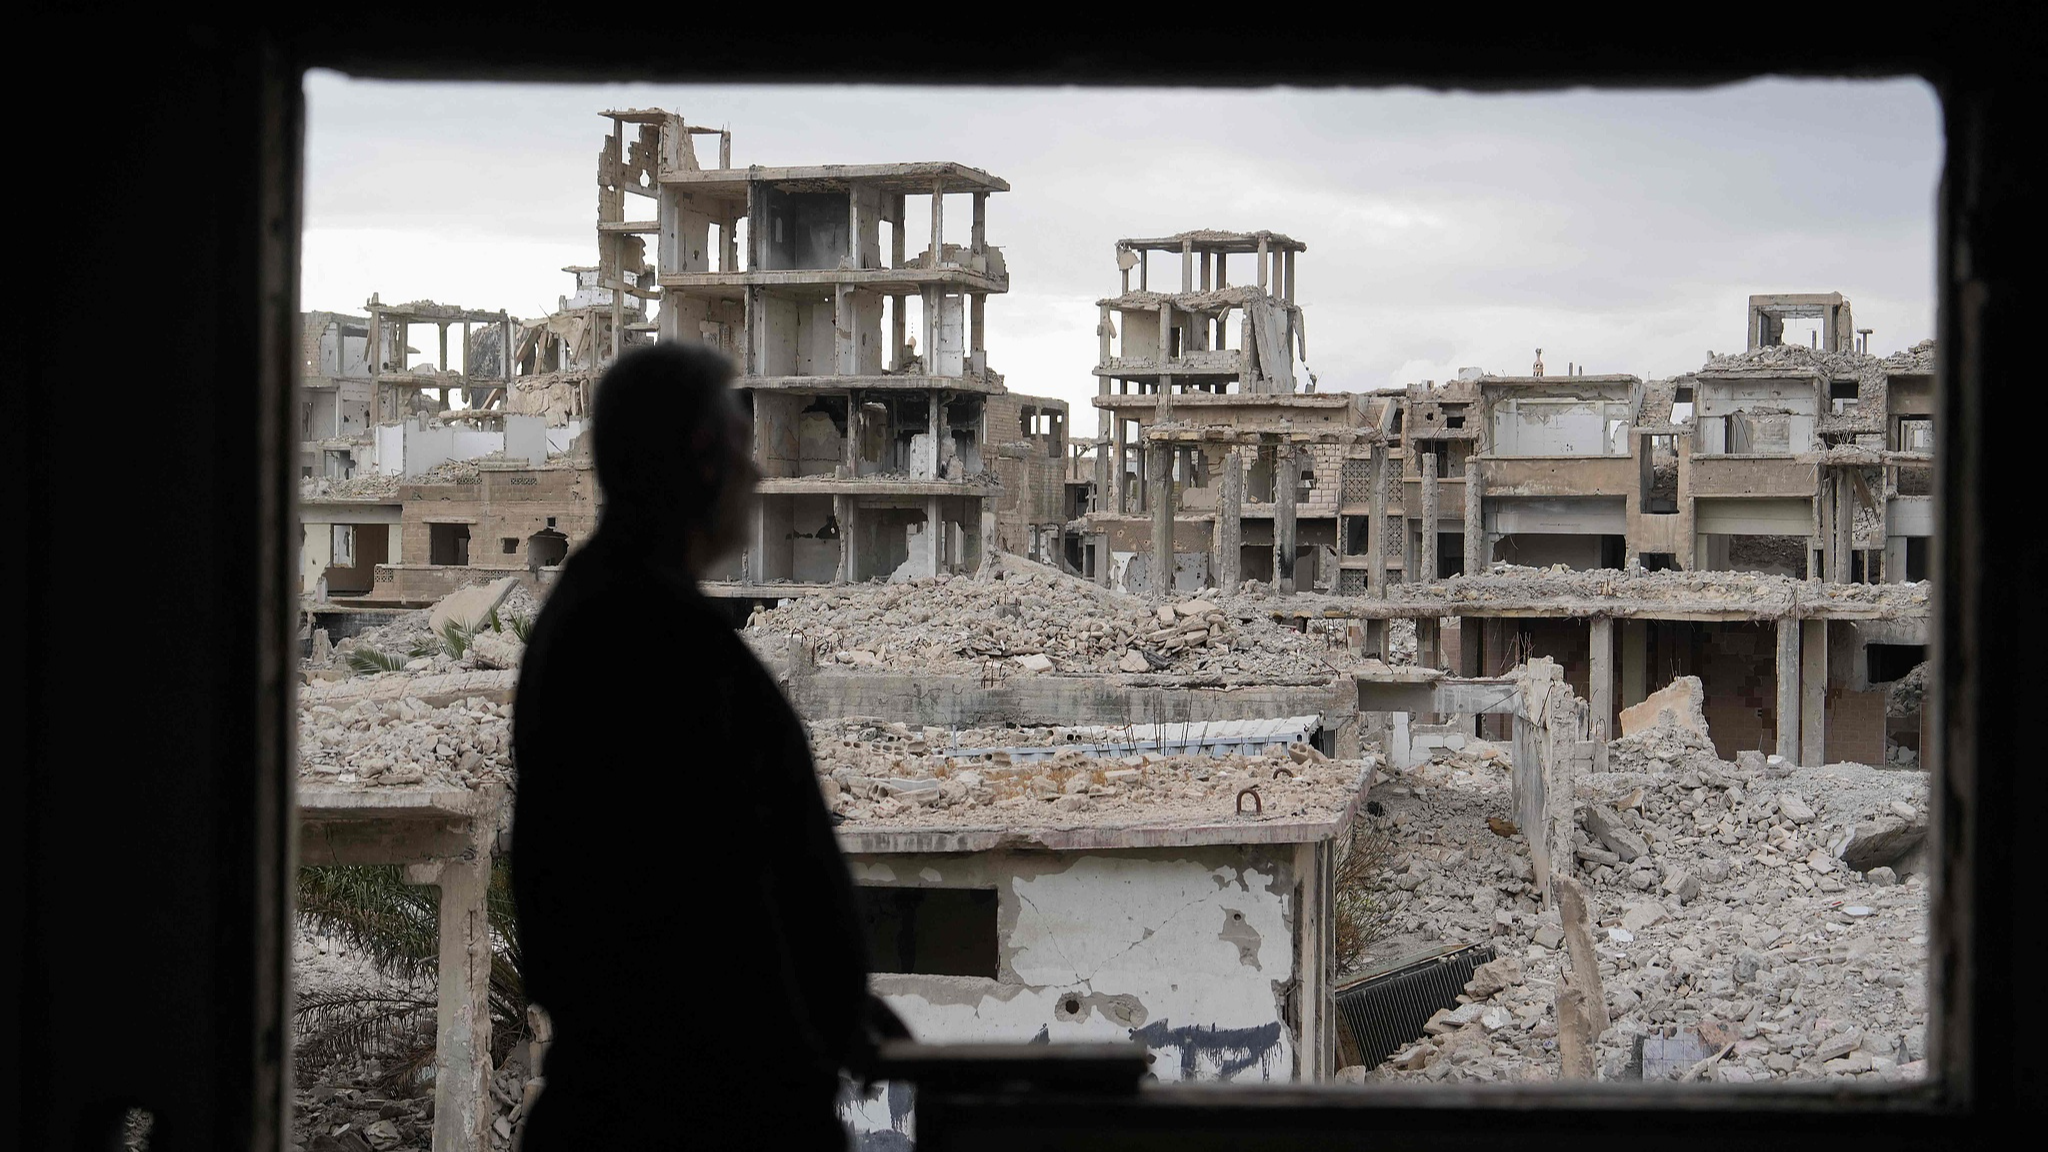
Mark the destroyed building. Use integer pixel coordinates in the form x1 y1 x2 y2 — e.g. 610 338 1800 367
823 715 1367 1143
280 115 1943 1151
584 109 1073 600
1077 231 1375 596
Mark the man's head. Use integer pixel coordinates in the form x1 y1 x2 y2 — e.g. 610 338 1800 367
591 343 757 572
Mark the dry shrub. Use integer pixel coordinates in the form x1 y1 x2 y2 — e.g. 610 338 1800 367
1333 815 1397 975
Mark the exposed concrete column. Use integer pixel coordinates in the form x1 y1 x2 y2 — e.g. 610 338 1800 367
970 192 986 257
1111 417 1128 514
1621 619 1648 708
1200 250 1212 292
1775 616 1801 761
929 181 943 269
1217 450 1244 593
1256 236 1269 290
891 295 906 370
1417 452 1439 583
833 284 852 374
926 498 944 577
1832 470 1855 584
1589 616 1614 742
1464 456 1485 575
1275 444 1299 596
1181 238 1194 293
1800 618 1827 765
405 843 493 1152
922 287 938 374
1416 617 1440 669
1368 445 1388 596
1284 249 1296 304
1150 444 1175 601
970 294 985 357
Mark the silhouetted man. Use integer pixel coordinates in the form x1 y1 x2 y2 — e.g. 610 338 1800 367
513 343 872 1148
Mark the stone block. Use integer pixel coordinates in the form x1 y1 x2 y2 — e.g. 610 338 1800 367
1619 675 1709 739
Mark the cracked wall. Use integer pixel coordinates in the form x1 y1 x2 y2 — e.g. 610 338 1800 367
840 845 1302 1144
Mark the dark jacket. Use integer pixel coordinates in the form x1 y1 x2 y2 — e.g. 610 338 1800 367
511 528 868 1147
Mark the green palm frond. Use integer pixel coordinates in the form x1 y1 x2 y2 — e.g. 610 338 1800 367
297 862 527 1035
508 614 533 643
438 620 474 659
348 648 407 675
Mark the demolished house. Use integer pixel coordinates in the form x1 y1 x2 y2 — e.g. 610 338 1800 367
285 108 1941 1152
582 109 1072 601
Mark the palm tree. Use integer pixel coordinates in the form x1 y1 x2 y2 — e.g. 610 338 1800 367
294 861 525 1088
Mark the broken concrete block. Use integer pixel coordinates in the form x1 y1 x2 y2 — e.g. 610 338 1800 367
427 576 521 637
1582 805 1649 863
468 632 525 671
1841 814 1927 871
1175 599 1219 619
1463 956 1525 999
1118 649 1151 673
1661 869 1701 903
1618 675 1708 740
1013 653 1055 673
1621 902 1667 933
1815 1027 1864 1062
1778 793 1817 823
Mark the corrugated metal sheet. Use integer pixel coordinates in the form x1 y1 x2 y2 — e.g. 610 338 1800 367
1333 943 1496 1072
949 715 1321 764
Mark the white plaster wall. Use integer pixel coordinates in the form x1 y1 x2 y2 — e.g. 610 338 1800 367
842 848 1301 1147
299 522 334 596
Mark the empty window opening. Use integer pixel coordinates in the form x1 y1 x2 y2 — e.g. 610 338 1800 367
429 523 471 566
1867 643 1927 684
859 886 999 978
501 537 519 555
1344 516 1370 556
1639 552 1678 572
529 529 569 568
1905 537 1929 582
1438 531 1465 578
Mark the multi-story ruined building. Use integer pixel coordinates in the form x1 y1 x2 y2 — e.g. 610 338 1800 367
591 109 1071 603
1079 231 1383 596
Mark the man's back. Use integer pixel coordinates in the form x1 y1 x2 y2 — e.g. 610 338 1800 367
512 529 867 1146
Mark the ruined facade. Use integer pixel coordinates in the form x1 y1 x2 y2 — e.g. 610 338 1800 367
592 109 1070 597
1078 231 1382 596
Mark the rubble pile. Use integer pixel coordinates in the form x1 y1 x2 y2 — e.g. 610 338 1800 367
747 555 1350 681
298 692 513 789
811 722 1366 828
1353 732 1930 1084
1606 722 1724 777
1355 563 1928 618
1886 661 1929 717
311 585 542 672
299 456 577 503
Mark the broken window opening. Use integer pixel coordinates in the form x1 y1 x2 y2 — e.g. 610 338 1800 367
428 523 471 566
501 537 519 555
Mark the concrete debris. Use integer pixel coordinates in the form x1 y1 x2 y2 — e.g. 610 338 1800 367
1617 676 1707 740
428 578 522 637
1362 733 1929 1085
806 718 1367 830
747 554 1354 682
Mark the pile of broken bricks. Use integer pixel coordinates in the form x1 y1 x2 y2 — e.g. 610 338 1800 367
747 554 1353 681
808 720 1367 828
1346 688 1931 1085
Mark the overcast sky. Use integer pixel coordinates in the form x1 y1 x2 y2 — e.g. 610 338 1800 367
303 73 1940 413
